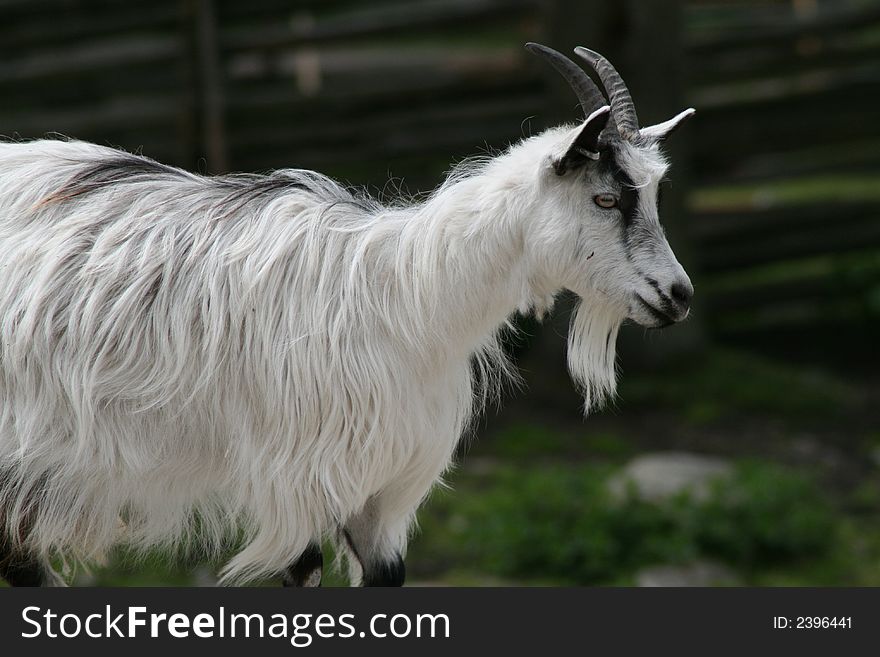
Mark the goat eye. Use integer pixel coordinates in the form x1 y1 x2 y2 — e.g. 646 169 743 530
594 194 618 209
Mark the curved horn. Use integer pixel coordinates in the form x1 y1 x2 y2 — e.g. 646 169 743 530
574 46 639 140
525 42 607 119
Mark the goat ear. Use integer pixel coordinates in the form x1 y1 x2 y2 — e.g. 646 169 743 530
639 108 695 142
549 105 611 175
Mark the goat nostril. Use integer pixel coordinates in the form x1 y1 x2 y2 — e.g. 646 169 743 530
669 281 693 309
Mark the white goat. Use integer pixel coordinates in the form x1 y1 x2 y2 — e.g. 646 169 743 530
0 44 694 586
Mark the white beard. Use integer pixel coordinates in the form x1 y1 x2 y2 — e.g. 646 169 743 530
566 296 622 413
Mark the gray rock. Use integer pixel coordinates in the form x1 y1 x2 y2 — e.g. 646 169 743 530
636 560 740 587
609 452 733 503
192 565 219 587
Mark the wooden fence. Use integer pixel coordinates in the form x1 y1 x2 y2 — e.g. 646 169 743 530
0 0 877 366
684 1 880 367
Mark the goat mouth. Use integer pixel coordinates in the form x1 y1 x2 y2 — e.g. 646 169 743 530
634 294 675 328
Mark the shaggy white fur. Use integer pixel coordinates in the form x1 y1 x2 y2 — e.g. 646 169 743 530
0 104 690 584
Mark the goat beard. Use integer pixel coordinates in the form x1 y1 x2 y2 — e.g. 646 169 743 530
567 296 622 414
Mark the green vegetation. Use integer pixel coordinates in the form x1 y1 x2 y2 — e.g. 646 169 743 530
408 461 838 585
483 424 635 462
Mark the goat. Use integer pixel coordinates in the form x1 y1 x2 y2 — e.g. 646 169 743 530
0 44 694 586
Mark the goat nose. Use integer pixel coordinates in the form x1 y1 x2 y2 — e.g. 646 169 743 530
669 279 694 312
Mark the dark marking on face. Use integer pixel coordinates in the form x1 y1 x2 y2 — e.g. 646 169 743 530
634 294 675 328
639 272 676 317
616 180 638 233
596 147 640 255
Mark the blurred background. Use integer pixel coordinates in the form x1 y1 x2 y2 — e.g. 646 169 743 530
1 0 878 586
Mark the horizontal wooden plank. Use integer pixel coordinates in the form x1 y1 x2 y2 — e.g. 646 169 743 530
704 272 875 314
220 0 537 51
697 219 880 273
0 0 157 13
0 6 180 53
220 48 531 112
692 139 880 186
689 58 880 111
689 81 880 173
223 72 542 128
216 0 391 22
226 93 540 172
686 3 880 54
693 202 880 241
0 35 182 84
685 0 809 37
1 96 184 138
0 64 189 116
689 41 880 88
709 299 871 334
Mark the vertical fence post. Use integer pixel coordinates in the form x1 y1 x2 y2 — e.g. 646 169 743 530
193 0 228 172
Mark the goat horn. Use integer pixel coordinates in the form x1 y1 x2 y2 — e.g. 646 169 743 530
525 42 607 120
574 47 639 141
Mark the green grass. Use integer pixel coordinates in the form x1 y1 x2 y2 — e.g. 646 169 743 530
408 461 838 585
750 521 880 587
482 424 635 462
